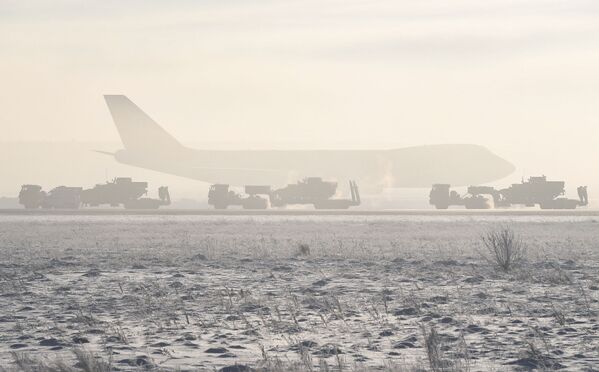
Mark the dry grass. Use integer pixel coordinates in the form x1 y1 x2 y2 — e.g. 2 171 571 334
297 243 311 256
480 225 526 272
0 216 597 370
0 349 111 372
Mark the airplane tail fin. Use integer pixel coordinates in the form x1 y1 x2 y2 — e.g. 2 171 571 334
104 95 182 153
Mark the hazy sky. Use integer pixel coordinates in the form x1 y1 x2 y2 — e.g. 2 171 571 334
1 0 599 184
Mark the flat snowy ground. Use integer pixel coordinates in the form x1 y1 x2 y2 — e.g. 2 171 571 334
0 215 598 371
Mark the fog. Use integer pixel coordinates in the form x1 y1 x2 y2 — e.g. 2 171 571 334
2 0 598 202
3 3 599 368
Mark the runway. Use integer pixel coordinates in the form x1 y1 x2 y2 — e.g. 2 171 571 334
1 208 598 216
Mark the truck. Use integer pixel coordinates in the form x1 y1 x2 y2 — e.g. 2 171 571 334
208 178 361 210
18 178 171 210
430 176 587 210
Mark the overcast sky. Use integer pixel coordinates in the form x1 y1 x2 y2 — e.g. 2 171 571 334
1 0 598 183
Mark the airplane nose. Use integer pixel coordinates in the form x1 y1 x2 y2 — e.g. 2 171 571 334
497 157 516 178
470 146 516 184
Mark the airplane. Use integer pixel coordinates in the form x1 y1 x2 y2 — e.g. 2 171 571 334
102 95 515 192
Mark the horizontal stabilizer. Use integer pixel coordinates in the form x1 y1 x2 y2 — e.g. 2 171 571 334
189 166 282 172
93 150 116 156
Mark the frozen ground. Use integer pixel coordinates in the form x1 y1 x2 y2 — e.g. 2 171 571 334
0 215 598 371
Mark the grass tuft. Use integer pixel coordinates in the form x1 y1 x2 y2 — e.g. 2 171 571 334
480 225 526 272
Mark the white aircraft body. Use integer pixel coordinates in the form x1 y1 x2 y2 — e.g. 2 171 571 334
102 95 514 192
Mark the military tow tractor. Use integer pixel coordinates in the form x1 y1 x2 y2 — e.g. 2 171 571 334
208 184 270 209
208 178 361 210
430 176 588 210
18 185 46 209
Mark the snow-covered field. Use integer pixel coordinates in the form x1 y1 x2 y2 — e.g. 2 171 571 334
0 215 598 371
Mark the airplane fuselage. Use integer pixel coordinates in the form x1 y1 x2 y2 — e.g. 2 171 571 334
114 143 515 191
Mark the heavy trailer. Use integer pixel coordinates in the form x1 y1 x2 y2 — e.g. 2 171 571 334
81 178 170 209
269 177 337 207
311 182 360 209
271 178 360 209
81 177 148 207
208 178 361 210
430 176 587 210
123 186 171 209
500 176 581 209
